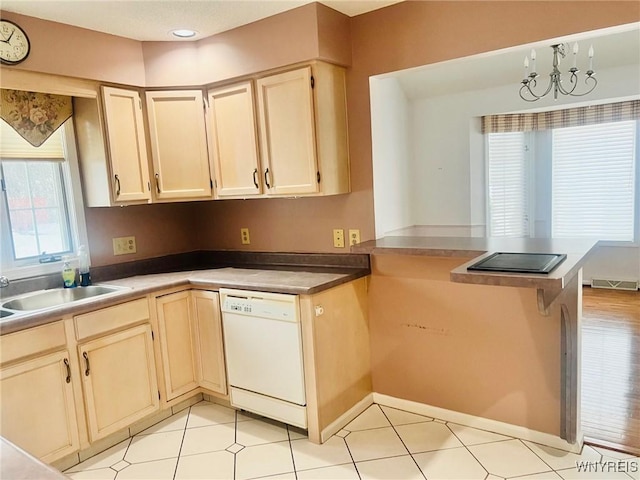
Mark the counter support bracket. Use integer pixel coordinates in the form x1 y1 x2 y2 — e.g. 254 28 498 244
536 287 562 316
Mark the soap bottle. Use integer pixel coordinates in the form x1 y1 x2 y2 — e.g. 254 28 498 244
78 245 91 287
62 256 76 288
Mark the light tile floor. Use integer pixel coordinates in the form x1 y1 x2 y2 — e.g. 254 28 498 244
64 401 640 480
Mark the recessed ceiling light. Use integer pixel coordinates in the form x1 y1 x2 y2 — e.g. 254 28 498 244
171 29 197 38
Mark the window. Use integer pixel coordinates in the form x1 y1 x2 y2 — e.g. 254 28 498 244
486 132 530 237
551 121 636 241
486 119 638 242
0 119 89 278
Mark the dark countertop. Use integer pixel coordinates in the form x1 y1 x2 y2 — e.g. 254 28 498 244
352 236 597 290
0 266 369 336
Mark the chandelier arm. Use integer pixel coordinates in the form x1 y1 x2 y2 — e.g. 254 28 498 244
519 75 555 101
556 71 580 96
567 75 598 97
517 43 597 101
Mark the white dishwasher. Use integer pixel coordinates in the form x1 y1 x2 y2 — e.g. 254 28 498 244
220 288 307 428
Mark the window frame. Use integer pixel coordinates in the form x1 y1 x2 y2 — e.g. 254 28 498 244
0 120 90 280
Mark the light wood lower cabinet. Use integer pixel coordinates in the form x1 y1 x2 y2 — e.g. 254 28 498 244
78 324 159 442
191 290 226 394
155 290 227 401
156 291 199 400
0 350 80 463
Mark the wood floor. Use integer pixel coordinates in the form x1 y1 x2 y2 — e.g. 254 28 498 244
581 286 640 455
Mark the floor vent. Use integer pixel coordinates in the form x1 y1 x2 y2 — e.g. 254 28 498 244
591 278 639 291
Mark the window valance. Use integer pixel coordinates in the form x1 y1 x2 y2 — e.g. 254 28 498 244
482 99 640 134
0 89 72 148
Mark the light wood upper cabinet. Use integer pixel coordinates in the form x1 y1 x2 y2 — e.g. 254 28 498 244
207 82 261 197
74 88 151 207
79 324 159 442
145 90 213 200
101 87 152 203
253 62 350 197
0 350 80 463
156 291 199 400
256 67 319 195
191 290 227 394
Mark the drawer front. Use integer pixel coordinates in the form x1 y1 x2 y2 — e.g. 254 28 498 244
0 321 66 365
75 298 150 340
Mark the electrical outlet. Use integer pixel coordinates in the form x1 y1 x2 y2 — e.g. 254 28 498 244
333 229 345 248
348 229 361 246
241 228 251 245
113 236 137 255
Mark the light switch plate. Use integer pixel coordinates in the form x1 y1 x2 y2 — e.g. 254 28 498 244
113 236 136 255
333 229 345 248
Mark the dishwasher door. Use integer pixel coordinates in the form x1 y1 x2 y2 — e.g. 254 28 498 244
220 289 306 406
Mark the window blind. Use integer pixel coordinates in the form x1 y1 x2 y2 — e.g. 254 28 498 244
0 119 65 161
552 121 636 241
487 132 530 237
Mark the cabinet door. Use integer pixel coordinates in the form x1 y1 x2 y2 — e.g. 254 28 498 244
207 82 261 197
191 291 227 394
156 291 199 400
101 86 151 203
79 324 159 442
256 67 319 195
145 90 213 200
0 351 80 463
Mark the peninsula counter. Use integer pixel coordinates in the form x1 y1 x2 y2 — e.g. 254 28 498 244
352 236 597 451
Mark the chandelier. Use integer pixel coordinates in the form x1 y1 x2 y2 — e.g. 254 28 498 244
519 43 597 102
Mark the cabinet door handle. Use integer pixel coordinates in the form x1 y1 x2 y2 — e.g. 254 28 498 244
114 174 121 196
64 358 71 383
252 168 259 189
155 173 161 194
83 351 90 376
264 168 271 189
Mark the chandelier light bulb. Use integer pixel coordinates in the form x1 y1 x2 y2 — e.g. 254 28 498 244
530 49 537 72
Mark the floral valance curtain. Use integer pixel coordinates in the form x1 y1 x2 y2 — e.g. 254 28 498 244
482 99 640 134
0 89 72 147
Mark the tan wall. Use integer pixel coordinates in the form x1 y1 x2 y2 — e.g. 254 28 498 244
84 204 197 267
0 12 146 85
196 1 640 253
141 3 351 87
369 254 577 435
1 2 638 260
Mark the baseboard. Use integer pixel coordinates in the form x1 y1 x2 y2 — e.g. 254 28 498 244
320 393 374 443
373 393 583 453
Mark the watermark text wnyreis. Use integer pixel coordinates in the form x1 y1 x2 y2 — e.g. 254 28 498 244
576 459 638 474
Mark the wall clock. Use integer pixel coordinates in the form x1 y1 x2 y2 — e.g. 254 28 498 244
0 19 30 65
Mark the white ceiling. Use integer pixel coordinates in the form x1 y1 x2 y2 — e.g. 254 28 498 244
0 0 402 41
392 24 640 100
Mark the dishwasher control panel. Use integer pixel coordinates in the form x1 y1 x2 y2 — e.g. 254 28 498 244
220 289 300 322
225 298 254 314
